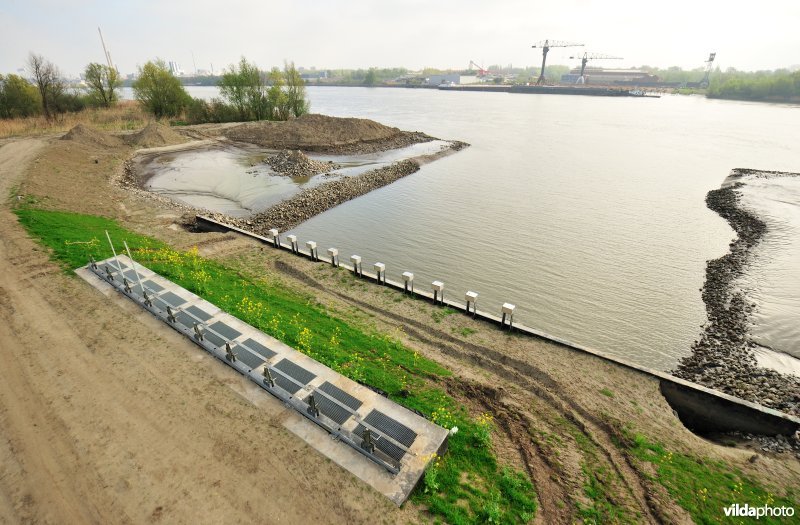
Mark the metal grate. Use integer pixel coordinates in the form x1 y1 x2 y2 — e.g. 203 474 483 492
231 346 265 370
208 321 241 341
143 280 164 293
308 394 351 425
353 423 407 462
158 291 186 308
273 359 316 394
186 305 212 322
240 338 276 360
204 331 226 348
364 410 417 447
309 382 363 425
319 382 362 411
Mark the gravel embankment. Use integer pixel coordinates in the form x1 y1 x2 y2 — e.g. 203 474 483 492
674 181 800 417
205 159 420 233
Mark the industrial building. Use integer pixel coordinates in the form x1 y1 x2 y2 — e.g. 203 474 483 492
561 68 658 85
425 74 478 86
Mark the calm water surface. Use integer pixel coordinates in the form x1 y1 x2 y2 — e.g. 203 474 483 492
135 87 800 372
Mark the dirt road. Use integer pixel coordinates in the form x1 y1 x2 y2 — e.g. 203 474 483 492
0 138 410 524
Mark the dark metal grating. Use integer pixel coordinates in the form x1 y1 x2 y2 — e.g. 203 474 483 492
143 280 164 293
158 291 186 307
308 382 363 425
241 338 277 360
204 331 226 348
274 359 316 384
231 346 265 370
353 424 406 462
175 311 196 328
273 359 316 395
364 410 417 447
208 321 241 341
186 305 212 321
308 394 352 425
319 382 362 411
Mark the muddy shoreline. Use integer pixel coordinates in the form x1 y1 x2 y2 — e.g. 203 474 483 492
200 141 468 233
674 169 800 417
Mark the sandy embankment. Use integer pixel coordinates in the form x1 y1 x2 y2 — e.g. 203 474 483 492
2 123 799 523
675 170 800 418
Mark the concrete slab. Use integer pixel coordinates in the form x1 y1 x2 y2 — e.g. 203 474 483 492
77 255 449 505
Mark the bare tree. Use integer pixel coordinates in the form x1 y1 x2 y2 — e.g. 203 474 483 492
27 52 65 119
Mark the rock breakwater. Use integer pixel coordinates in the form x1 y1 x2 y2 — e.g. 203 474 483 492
205 159 420 233
674 176 800 417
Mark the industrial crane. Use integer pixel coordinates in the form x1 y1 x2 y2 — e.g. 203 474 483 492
531 40 583 85
569 52 623 84
97 27 115 71
700 52 716 88
469 60 488 76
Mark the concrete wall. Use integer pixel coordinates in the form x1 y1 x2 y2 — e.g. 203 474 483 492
195 215 800 437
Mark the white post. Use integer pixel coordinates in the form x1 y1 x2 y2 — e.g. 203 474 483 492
306 241 317 261
432 281 444 304
402 271 414 293
287 234 298 254
268 228 279 247
328 248 339 267
350 255 362 276
374 262 385 284
501 303 516 329
465 291 478 315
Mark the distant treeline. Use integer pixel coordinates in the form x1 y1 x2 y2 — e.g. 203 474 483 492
707 69 800 102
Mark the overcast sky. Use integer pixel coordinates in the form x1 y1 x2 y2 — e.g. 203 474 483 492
2 0 798 77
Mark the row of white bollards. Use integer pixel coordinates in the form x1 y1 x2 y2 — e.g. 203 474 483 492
266 230 516 329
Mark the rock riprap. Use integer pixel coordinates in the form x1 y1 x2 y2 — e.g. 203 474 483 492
265 149 340 178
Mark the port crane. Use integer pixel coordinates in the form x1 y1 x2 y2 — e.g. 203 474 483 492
569 52 623 84
469 60 488 76
97 27 115 71
531 40 583 85
700 52 716 88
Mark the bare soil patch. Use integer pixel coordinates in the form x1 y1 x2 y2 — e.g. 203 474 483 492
224 113 434 153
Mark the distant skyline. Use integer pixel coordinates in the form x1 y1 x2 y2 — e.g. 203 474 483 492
2 0 799 77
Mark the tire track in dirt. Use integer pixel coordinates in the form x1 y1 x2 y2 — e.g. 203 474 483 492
274 259 666 523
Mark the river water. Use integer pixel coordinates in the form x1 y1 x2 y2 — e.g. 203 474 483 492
134 87 800 373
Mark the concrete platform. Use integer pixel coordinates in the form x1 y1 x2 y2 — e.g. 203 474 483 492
77 255 449 506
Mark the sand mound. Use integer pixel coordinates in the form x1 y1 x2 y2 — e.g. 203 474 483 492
61 124 123 148
125 122 187 148
223 114 432 154
265 149 340 177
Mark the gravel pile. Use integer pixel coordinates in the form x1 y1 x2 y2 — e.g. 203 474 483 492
265 149 340 177
674 178 800 416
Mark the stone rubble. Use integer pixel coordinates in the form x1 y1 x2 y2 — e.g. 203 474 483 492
673 178 800 417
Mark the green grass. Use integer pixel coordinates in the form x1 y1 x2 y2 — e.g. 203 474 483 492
621 429 798 525
14 207 537 524
599 388 615 398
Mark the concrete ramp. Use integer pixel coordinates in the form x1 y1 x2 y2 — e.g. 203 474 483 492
78 255 449 505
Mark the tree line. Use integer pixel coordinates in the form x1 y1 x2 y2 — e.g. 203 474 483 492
707 69 800 102
1 53 309 123
0 53 120 119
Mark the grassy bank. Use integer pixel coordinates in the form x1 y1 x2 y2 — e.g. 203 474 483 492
14 206 536 524
0 100 152 138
